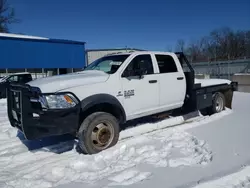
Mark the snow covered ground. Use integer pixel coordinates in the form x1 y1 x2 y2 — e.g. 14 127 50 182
0 91 250 188
193 166 250 188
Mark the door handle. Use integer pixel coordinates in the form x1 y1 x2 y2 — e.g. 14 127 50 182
177 77 184 80
149 80 157 83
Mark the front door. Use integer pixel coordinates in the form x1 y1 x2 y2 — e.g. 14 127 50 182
120 54 159 120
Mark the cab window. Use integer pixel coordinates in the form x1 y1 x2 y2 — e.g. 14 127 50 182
19 74 32 83
155 54 178 73
122 54 154 77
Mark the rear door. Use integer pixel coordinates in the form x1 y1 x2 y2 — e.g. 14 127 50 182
153 54 186 110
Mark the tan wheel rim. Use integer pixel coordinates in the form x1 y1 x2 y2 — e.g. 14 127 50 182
91 121 114 150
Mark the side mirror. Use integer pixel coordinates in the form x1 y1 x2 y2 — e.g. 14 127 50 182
137 61 147 78
122 61 147 78
135 68 147 79
122 70 132 77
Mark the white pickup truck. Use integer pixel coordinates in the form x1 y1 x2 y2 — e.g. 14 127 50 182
6 51 238 154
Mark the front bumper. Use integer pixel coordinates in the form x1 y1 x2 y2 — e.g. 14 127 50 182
7 84 81 140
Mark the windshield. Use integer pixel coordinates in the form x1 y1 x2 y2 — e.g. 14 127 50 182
0 75 9 82
84 54 130 74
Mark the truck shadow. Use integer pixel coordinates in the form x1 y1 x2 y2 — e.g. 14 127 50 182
120 110 200 131
16 131 76 154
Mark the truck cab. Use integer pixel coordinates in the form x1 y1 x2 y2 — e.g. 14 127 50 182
82 51 187 120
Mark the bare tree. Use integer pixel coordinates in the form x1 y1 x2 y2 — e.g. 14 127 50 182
186 40 199 63
165 45 173 52
176 27 250 63
0 0 19 33
246 31 250 58
202 36 215 61
175 39 185 52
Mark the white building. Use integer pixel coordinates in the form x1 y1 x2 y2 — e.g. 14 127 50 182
85 48 144 65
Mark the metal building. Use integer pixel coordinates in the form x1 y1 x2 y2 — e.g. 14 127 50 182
184 58 250 80
0 33 86 78
85 48 144 65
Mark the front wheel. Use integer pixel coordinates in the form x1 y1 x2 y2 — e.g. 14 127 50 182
78 112 120 154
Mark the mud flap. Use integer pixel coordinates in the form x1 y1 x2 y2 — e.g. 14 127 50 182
223 81 238 109
223 89 233 109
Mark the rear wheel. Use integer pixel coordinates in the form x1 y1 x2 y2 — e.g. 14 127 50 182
78 112 120 154
208 92 225 115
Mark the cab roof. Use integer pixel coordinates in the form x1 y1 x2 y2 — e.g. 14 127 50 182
105 51 176 57
5 72 31 76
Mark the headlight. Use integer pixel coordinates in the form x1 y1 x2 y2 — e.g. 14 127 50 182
45 94 78 109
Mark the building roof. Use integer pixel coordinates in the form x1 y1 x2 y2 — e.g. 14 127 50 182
0 33 49 40
0 33 86 45
86 48 144 52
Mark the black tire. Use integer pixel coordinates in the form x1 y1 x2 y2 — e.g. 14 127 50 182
78 112 120 154
207 92 225 115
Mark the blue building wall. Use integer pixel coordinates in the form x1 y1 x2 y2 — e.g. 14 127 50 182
0 36 86 69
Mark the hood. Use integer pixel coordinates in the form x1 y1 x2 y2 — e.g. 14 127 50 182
28 70 109 93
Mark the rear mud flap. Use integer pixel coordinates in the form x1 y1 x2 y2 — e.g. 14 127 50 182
223 89 233 109
223 81 238 109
